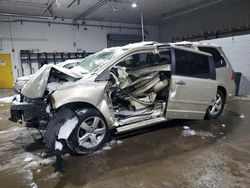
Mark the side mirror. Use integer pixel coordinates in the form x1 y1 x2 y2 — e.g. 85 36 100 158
95 69 110 82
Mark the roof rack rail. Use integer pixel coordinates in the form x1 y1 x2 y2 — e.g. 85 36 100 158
156 44 170 50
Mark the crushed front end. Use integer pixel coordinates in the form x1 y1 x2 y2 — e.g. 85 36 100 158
9 94 51 129
9 64 83 129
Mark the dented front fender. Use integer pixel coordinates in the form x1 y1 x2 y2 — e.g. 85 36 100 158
52 81 115 126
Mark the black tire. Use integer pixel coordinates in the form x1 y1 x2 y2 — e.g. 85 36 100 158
66 108 109 155
44 108 76 153
205 89 225 120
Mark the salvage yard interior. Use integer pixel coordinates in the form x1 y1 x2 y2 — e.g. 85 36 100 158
1 0 250 188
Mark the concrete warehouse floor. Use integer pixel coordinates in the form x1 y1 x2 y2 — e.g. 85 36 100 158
0 89 250 188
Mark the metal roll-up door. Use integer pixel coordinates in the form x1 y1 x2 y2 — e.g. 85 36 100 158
107 34 142 47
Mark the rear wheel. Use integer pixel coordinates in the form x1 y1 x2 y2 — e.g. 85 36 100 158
205 89 225 120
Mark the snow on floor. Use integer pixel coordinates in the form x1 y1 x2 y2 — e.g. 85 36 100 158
222 124 226 128
102 145 112 151
44 172 60 181
0 95 17 104
182 126 215 137
91 139 123 155
183 126 190 130
0 127 26 134
240 114 245 118
102 139 123 151
0 126 55 187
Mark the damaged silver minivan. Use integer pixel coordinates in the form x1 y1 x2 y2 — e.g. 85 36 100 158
9 42 235 154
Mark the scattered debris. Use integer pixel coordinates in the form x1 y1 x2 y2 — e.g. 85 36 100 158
220 132 224 135
222 124 226 128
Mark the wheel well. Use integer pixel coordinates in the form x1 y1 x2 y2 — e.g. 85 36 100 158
218 86 227 101
57 102 104 118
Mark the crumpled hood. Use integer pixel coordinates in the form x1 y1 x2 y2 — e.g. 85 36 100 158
21 64 84 99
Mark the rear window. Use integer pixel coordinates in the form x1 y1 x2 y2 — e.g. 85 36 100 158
174 49 211 79
198 47 226 68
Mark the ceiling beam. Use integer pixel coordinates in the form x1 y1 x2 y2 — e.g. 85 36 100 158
43 0 56 14
67 0 82 8
67 0 77 8
161 0 223 21
0 0 47 8
0 12 51 20
0 18 142 31
74 0 110 20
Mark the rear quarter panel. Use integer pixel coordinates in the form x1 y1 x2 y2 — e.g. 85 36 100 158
217 48 236 101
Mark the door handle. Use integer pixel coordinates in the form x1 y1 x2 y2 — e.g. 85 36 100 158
175 80 186 85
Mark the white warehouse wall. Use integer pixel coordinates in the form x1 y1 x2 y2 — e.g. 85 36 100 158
204 34 250 95
0 18 159 80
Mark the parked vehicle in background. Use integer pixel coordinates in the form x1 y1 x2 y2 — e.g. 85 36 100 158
9 42 235 155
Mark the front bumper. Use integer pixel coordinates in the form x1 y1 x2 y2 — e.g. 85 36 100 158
9 101 49 128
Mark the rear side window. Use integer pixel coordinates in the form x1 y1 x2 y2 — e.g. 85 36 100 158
174 49 211 79
159 50 172 64
198 47 226 68
118 52 161 70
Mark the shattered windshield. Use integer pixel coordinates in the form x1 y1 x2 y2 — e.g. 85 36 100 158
77 48 125 74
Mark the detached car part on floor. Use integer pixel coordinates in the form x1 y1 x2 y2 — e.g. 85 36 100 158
9 41 236 155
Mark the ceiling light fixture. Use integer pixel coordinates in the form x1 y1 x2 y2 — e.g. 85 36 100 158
131 3 137 8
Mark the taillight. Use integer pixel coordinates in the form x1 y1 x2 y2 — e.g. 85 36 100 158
231 71 236 80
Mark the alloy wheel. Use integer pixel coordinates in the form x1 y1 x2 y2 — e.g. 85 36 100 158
209 94 223 116
77 116 106 149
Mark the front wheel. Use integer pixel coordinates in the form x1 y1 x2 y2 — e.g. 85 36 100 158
205 90 225 120
66 108 109 155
